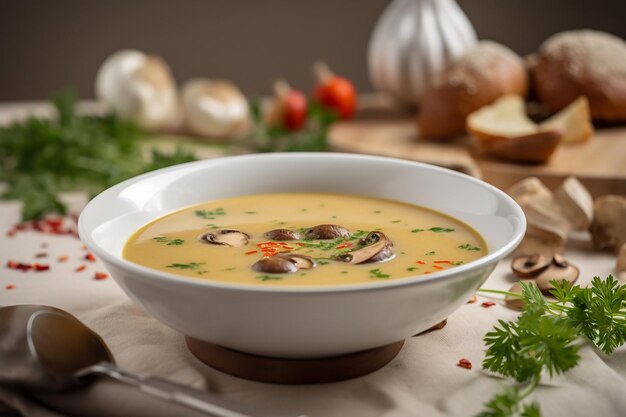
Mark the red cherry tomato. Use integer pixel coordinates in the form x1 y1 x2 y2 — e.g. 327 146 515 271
283 90 308 131
314 76 357 120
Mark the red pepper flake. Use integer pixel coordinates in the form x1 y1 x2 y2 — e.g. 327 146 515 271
423 271 432 275
75 265 87 272
432 265 444 270
58 255 69 262
434 260 452 264
6 260 32 272
457 358 472 369
35 252 48 258
335 243 353 249
245 250 258 255
84 253 96 262
296 242 306 247
481 301 496 308
82 245 89 251
94 272 108 280
33 263 50 272
5 284 15 290
416 260 426 265
467 295 477 304
45 218 63 228
7 230 16 238
281 245 294 250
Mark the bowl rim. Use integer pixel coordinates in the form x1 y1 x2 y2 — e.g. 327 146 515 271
78 152 526 294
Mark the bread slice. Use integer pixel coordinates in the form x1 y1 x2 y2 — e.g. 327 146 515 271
466 95 537 140
540 96 593 144
467 95 562 163
467 94 593 163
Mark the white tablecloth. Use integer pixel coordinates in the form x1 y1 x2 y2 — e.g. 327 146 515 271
0 194 624 417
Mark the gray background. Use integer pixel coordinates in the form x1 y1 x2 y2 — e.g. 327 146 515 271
1 0 626 100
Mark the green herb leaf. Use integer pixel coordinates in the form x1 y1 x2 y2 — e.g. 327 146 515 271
429 227 455 232
411 228 424 233
153 236 184 246
257 275 283 281
459 243 481 251
166 262 204 270
369 268 390 279
195 208 226 220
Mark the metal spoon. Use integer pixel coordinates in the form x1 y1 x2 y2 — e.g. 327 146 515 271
0 305 294 417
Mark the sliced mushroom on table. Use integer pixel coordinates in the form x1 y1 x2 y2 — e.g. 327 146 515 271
198 229 250 247
511 253 551 278
335 231 395 264
512 253 579 294
305 224 352 240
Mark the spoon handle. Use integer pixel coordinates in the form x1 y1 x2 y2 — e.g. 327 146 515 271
87 362 284 417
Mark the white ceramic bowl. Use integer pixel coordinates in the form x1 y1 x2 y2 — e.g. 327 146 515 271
79 153 525 358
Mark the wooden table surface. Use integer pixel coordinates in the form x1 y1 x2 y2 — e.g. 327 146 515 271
329 96 626 197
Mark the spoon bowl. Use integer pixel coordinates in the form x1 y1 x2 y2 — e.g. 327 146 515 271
0 305 108 391
0 305 290 417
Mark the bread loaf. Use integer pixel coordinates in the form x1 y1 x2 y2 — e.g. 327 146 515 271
418 41 528 139
534 30 626 120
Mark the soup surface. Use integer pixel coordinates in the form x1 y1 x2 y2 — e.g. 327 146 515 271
123 193 487 286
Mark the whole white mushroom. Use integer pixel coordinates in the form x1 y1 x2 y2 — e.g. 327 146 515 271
95 49 181 131
181 78 250 139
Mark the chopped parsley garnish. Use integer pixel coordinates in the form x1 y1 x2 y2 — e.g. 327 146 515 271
411 228 424 233
369 268 390 279
425 251 436 256
244 211 257 214
458 243 481 251
407 267 419 272
257 275 283 281
429 227 455 232
391 220 401 223
316 259 331 265
374 210 381 214
153 236 184 246
222 267 236 271
340 271 349 274
166 262 204 270
194 208 226 220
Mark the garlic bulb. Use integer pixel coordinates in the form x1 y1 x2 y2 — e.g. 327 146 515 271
368 0 478 106
181 78 250 139
95 49 181 131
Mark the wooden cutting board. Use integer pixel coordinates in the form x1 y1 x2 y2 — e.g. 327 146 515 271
329 96 626 197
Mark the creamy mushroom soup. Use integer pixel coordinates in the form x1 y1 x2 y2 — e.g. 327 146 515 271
123 193 487 286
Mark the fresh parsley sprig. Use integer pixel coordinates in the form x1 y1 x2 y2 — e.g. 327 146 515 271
243 100 336 152
0 90 196 221
477 276 626 417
